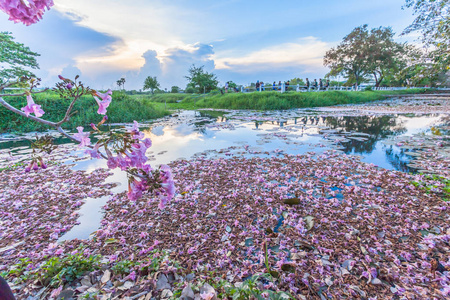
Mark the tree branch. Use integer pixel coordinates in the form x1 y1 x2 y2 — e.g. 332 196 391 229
57 95 80 126
0 89 48 97
0 96 57 127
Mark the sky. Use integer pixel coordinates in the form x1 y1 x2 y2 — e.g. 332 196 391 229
0 0 419 90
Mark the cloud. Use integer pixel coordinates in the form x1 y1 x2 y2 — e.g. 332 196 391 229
60 65 83 79
121 43 215 90
215 37 332 73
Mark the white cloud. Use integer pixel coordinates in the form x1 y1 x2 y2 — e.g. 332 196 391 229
214 37 333 73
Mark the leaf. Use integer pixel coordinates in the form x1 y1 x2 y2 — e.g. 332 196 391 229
104 238 118 245
283 198 300 205
101 270 111 284
304 216 314 231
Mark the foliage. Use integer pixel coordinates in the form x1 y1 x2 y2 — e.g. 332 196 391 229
226 81 238 89
0 32 40 84
411 174 450 201
143 76 160 94
211 273 292 300
171 86 180 93
111 260 135 275
324 25 407 86
6 250 101 287
38 252 101 287
185 65 218 93
175 89 429 110
289 78 306 85
185 86 196 93
0 91 170 132
116 77 126 90
402 0 449 84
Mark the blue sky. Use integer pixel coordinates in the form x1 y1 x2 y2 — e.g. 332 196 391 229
0 0 418 90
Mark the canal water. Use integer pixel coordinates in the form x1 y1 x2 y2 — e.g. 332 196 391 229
0 108 447 240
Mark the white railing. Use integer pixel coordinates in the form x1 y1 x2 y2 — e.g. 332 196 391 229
240 84 430 93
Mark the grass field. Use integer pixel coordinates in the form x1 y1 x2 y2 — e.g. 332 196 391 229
132 88 430 111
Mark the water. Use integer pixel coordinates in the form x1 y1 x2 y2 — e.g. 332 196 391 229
1 109 447 240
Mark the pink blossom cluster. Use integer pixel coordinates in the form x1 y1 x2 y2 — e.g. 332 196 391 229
24 157 47 172
94 89 112 115
75 120 175 207
0 0 54 26
21 94 44 117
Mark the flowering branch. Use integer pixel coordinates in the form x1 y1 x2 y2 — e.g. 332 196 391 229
0 75 175 207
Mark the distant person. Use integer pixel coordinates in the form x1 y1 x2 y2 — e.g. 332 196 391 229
256 80 260 91
313 79 318 90
273 81 276 90
0 276 15 300
225 82 229 93
325 79 330 89
305 78 310 90
285 80 290 92
319 79 323 90
261 81 265 91
278 81 282 91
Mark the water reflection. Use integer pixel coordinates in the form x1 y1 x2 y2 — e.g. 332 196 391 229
2 109 447 241
1 111 446 173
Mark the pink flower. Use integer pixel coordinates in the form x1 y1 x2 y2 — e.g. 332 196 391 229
129 121 145 139
73 126 90 147
0 0 54 26
21 94 45 117
95 89 112 102
94 95 111 115
85 142 101 158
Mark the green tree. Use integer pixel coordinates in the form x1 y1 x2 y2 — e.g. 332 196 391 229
116 77 126 90
185 65 218 93
289 78 306 85
170 86 180 93
323 25 406 87
366 27 407 87
403 0 449 77
0 32 40 84
226 81 237 89
143 76 160 94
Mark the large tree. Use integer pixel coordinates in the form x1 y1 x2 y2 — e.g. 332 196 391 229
0 31 40 84
403 0 449 76
185 65 218 93
143 76 160 94
324 25 406 87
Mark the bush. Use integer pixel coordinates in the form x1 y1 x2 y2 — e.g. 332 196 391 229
0 90 170 132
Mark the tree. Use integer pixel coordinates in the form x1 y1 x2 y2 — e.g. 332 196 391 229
185 65 218 93
403 0 449 75
116 77 126 90
323 26 371 85
289 78 306 85
171 86 180 93
0 32 40 85
143 76 160 94
324 25 406 87
365 27 406 87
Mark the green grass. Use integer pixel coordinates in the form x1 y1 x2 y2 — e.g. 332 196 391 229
0 91 170 133
134 88 430 111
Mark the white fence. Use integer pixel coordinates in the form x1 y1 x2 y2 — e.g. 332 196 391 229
239 84 435 93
